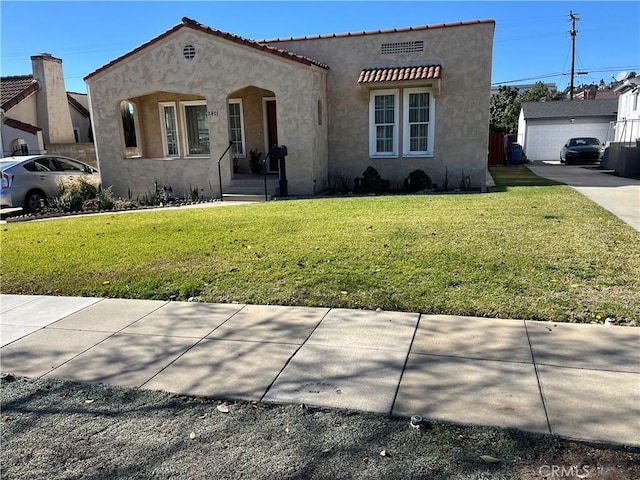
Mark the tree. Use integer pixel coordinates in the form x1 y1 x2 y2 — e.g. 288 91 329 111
490 82 554 133
490 85 519 132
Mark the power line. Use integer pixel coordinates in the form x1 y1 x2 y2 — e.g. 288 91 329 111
492 65 640 86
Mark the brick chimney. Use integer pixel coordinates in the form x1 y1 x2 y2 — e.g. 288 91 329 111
31 53 75 144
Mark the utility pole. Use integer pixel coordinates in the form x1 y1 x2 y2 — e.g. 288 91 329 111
568 10 580 101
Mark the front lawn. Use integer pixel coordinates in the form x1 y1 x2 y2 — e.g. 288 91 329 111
1 184 638 323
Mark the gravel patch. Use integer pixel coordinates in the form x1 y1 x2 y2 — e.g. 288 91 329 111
2 376 639 479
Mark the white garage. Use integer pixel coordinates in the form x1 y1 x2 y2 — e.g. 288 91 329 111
517 99 617 161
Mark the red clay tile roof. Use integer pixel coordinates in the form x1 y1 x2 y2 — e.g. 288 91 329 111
1 75 40 111
358 65 441 84
3 117 42 135
67 93 90 117
262 19 495 42
85 17 329 81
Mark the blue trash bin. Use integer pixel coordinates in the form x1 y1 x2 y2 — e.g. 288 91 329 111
508 144 523 164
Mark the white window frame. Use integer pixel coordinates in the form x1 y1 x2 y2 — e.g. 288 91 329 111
228 99 246 158
159 102 179 157
403 87 435 157
180 100 210 156
369 89 399 157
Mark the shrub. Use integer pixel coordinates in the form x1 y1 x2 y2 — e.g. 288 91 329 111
459 172 472 191
328 173 353 194
403 169 432 192
354 166 390 194
53 177 99 212
96 186 117 210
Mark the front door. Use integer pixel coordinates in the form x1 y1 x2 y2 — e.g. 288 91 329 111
266 100 279 172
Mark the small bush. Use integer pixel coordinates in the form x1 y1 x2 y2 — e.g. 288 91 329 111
53 177 99 212
354 166 390 194
459 172 472 191
403 169 432 192
329 173 353 194
96 186 117 210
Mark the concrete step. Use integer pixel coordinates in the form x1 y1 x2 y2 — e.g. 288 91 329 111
222 193 272 202
226 185 276 194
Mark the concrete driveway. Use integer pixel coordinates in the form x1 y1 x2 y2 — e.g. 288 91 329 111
528 161 640 232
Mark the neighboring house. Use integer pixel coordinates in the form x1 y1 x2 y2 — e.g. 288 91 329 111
67 92 93 143
605 77 640 177
517 98 617 161
574 87 618 101
612 77 640 143
0 54 94 162
85 17 494 199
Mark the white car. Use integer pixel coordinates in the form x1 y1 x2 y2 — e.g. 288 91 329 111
1 155 100 211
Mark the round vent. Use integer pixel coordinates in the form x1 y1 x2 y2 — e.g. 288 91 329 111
183 45 196 60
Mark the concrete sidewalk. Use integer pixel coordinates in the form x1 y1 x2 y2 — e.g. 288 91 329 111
1 294 639 447
527 161 640 232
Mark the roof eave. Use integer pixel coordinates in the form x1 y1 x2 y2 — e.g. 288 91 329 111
261 18 495 43
0 81 40 112
85 17 328 82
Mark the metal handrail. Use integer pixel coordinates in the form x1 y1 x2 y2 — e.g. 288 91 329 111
262 151 271 201
217 141 234 202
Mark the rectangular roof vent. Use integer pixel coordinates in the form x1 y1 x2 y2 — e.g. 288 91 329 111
381 41 424 55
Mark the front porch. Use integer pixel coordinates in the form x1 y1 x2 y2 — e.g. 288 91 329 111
223 172 280 201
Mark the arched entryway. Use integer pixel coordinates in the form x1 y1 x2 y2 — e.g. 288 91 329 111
227 86 277 176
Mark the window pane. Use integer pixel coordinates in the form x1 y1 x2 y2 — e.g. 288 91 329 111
376 125 394 153
185 105 210 155
375 95 395 125
228 103 244 156
55 158 84 171
408 93 429 123
374 94 395 153
407 92 430 153
410 124 428 151
163 106 178 155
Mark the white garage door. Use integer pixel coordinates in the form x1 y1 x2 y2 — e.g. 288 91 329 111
524 120 610 161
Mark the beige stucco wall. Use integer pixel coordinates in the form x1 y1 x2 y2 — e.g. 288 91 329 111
0 124 44 156
86 27 328 199
2 95 44 155
68 93 93 143
268 22 494 189
5 94 38 126
32 55 76 145
47 143 97 167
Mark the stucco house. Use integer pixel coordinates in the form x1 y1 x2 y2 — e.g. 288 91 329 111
85 17 494 199
517 98 617 162
0 54 93 161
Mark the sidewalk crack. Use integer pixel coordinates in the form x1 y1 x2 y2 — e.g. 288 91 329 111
525 320 553 435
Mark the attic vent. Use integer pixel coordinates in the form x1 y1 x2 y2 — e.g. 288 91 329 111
183 45 196 60
381 41 424 55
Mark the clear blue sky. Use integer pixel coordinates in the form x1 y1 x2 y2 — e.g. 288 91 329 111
1 1 638 94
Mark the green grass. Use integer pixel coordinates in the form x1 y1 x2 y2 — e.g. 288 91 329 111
1 183 639 323
489 165 562 188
